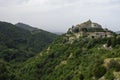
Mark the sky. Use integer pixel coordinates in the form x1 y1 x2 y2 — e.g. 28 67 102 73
0 0 120 33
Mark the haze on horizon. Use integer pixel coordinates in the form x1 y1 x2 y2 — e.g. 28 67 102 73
0 0 120 33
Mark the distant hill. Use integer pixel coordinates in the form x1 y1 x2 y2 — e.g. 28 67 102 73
115 31 120 34
0 21 58 62
16 23 64 35
15 23 40 32
54 32 64 35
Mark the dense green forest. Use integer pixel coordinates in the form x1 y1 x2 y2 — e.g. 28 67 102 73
9 34 120 80
1 34 120 80
0 21 120 80
0 21 57 62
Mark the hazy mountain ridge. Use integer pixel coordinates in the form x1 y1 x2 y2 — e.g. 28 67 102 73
115 31 120 34
15 22 40 32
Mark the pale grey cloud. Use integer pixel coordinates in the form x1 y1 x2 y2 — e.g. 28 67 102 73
0 0 120 32
0 0 29 7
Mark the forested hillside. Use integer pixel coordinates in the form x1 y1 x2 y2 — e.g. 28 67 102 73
15 22 42 32
0 21 57 62
8 34 120 80
0 21 120 80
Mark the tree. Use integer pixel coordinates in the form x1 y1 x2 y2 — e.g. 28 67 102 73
107 60 120 72
105 70 114 80
92 65 106 79
73 27 79 33
107 38 111 47
0 60 10 80
111 37 116 47
79 74 84 80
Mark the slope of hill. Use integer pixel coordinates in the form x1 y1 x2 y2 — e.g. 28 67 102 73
116 31 120 34
8 21 120 80
14 34 120 80
1 20 120 80
15 22 39 32
0 21 57 62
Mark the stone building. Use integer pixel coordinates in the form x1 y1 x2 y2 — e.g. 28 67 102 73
67 20 113 39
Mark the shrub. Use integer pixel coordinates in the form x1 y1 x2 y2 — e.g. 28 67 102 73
0 60 10 80
107 38 111 47
92 65 106 79
107 60 120 72
79 74 84 80
111 37 116 47
105 70 114 80
87 39 95 49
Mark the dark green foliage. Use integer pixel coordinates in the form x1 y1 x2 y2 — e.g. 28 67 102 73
111 37 116 47
107 38 112 47
12 36 120 80
87 39 95 48
0 21 57 62
107 37 117 47
73 27 79 33
116 36 120 44
92 65 106 78
0 60 10 80
105 70 115 80
15 22 39 32
107 60 120 72
0 22 120 80
79 74 84 80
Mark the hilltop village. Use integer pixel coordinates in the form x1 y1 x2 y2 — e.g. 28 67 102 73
64 20 113 43
67 20 113 38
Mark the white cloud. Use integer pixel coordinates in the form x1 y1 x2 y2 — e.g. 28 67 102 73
25 0 48 6
0 0 120 32
0 0 29 7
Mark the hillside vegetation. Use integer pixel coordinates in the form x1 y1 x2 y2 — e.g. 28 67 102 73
0 21 120 80
0 21 57 62
9 34 120 80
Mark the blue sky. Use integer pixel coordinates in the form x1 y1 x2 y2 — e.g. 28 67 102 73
0 0 120 32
